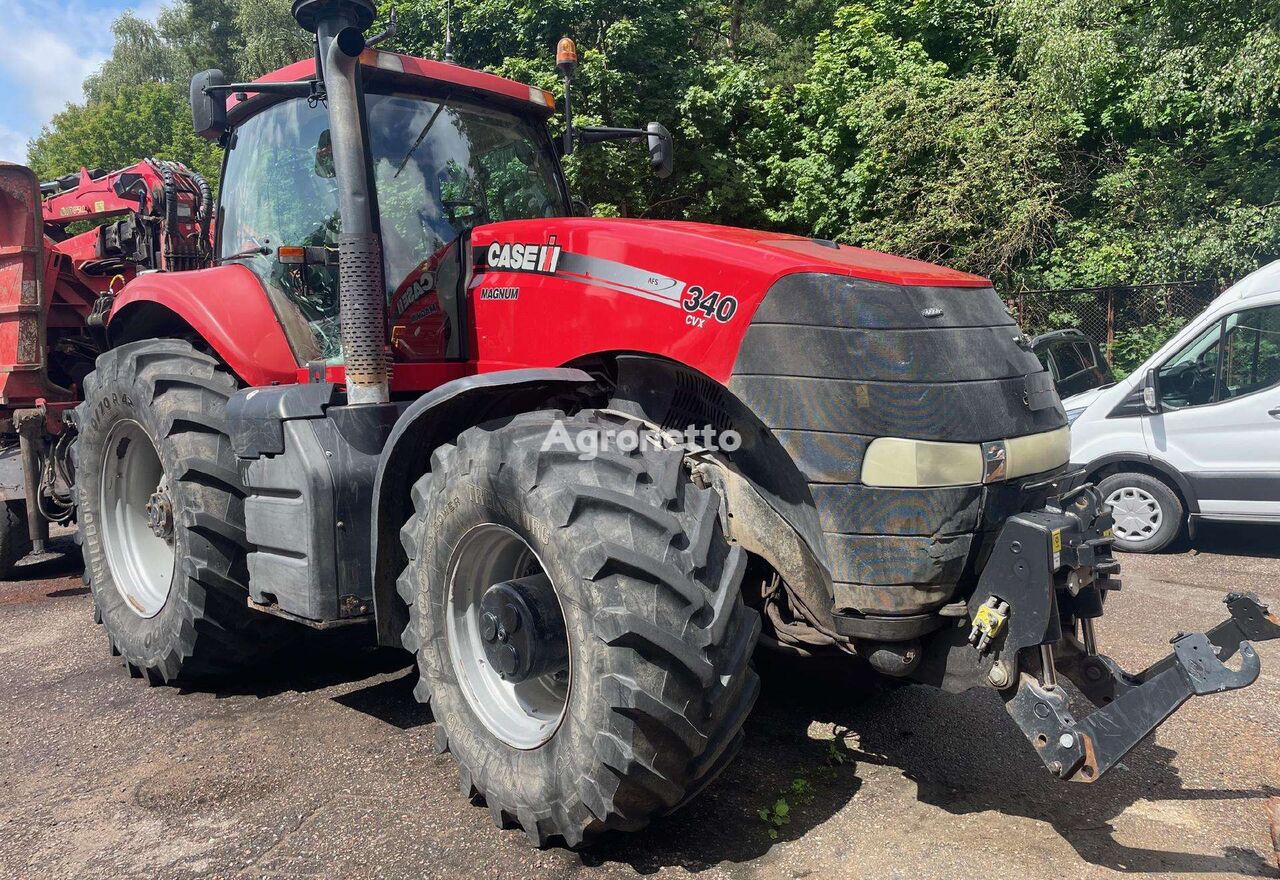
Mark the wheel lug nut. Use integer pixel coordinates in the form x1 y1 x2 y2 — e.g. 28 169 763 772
496 644 518 676
500 603 521 634
480 612 499 642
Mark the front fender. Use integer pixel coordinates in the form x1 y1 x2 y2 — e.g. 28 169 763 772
370 367 600 647
109 264 298 386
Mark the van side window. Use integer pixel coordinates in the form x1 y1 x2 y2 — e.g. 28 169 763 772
1157 321 1221 409
1220 304 1280 398
1157 303 1280 409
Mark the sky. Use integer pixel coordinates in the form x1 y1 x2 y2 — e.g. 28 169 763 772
0 0 163 165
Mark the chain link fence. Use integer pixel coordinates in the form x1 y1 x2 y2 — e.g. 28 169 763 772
1006 281 1219 376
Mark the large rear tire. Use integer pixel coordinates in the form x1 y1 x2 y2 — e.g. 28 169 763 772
399 410 760 846
76 340 288 683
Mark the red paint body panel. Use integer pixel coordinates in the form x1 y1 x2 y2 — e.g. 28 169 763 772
110 265 298 387
467 219 991 384
232 51 554 116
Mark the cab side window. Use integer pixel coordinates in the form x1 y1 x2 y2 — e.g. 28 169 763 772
1220 305 1280 398
1157 321 1221 409
1050 341 1088 382
1157 304 1280 409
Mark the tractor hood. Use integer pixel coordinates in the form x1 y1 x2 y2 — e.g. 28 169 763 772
474 218 990 291
630 220 992 288
468 216 1065 625
469 217 998 380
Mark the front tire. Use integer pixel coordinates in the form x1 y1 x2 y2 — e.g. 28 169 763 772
1098 471 1184 553
398 410 760 846
76 340 288 683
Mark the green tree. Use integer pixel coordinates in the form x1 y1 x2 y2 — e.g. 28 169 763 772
24 0 1280 313
27 81 222 184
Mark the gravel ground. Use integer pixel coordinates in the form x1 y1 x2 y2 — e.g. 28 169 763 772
1 521 1278 879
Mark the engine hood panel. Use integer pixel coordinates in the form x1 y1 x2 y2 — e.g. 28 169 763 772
469 218 999 381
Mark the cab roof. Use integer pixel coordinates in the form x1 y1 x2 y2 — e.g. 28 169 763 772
229 49 557 117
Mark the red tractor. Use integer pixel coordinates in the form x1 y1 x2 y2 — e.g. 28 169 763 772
1 0 1277 847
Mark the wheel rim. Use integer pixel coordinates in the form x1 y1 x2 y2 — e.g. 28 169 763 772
1105 486 1163 542
446 524 570 749
99 420 175 618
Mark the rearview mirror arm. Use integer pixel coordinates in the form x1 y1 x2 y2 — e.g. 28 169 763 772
203 81 320 100
574 125 663 145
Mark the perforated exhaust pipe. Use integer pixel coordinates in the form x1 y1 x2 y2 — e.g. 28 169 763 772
292 0 389 405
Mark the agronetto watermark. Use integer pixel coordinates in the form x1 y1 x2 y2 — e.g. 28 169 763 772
540 420 741 460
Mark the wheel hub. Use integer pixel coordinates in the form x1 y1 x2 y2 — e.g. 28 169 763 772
479 574 568 683
145 483 174 542
1105 486 1162 540
445 524 571 749
99 420 176 619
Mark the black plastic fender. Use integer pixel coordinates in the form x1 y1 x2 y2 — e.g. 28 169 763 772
369 368 599 647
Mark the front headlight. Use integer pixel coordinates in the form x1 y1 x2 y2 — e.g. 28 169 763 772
1065 408 1086 426
861 427 1072 488
861 437 983 488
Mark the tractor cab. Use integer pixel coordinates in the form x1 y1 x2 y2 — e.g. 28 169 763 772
192 28 667 384
212 55 571 366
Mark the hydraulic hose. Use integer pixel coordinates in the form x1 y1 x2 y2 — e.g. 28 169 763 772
191 171 213 263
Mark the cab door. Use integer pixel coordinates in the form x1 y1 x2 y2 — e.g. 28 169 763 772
1145 301 1280 519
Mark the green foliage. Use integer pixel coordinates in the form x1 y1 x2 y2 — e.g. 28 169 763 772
757 776 813 839
26 81 222 185
763 8 1078 280
1110 316 1189 377
23 0 1280 307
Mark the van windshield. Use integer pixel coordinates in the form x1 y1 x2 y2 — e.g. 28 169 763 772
218 92 566 360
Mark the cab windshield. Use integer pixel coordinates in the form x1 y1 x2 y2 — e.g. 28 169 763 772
218 91 567 360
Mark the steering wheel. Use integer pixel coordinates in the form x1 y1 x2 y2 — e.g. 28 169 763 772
1163 356 1216 405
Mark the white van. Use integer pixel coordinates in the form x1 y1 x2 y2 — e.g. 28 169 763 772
1065 260 1280 552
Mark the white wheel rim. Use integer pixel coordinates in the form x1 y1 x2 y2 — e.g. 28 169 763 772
445 523 570 750
1105 486 1163 542
99 420 175 617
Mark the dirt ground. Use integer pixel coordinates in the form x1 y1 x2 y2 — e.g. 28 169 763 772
1 522 1278 880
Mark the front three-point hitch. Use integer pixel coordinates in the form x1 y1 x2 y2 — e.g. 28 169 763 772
969 483 1280 782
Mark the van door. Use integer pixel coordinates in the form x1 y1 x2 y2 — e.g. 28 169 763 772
1145 302 1280 519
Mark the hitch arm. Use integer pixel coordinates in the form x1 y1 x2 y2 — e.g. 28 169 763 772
1009 593 1277 782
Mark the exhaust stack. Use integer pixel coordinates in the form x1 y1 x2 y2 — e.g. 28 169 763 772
292 0 389 405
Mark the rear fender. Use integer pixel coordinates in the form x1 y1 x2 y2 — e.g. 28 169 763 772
108 264 297 386
370 368 601 648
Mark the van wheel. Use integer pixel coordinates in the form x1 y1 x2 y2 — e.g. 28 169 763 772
1097 472 1183 553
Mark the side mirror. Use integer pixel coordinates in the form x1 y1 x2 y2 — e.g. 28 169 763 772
1142 368 1161 414
571 197 592 217
191 69 228 140
314 130 335 178
647 122 673 179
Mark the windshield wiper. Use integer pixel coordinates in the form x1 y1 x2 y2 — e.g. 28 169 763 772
395 93 452 178
216 244 271 264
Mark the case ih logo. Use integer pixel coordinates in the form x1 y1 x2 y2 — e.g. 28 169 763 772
484 237 562 274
